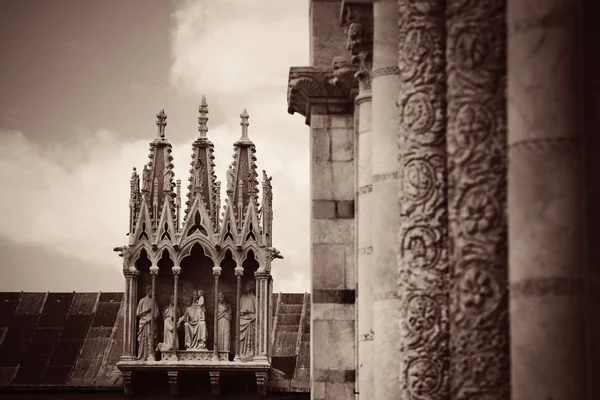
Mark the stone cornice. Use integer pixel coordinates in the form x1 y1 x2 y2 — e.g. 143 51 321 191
287 62 359 125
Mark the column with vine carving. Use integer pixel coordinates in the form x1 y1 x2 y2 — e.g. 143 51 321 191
397 0 450 398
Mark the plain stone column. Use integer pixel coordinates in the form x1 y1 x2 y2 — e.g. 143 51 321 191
446 0 510 398
371 0 400 398
172 266 181 351
355 89 373 400
255 271 270 361
508 0 587 398
212 266 221 361
234 266 243 361
122 271 132 359
148 265 158 362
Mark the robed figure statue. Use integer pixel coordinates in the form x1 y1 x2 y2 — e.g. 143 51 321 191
239 281 256 357
216 291 232 352
157 295 178 352
178 290 208 349
136 284 159 360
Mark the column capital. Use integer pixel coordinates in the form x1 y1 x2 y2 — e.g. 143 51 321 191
340 0 373 87
123 267 138 278
172 265 182 276
254 269 270 279
234 266 244 277
287 64 358 125
212 266 222 277
149 265 159 275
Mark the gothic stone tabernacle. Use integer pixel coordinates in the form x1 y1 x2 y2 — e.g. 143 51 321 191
111 99 291 397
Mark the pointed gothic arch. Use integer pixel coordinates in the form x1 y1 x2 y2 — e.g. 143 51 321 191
176 239 218 266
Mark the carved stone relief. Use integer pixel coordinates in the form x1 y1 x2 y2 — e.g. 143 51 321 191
446 0 510 398
397 1 450 399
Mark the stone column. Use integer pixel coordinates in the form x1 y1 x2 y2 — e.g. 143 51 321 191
212 265 221 361
255 270 269 361
234 266 244 361
122 270 133 360
355 89 373 400
172 265 181 351
445 0 510 398
340 3 373 398
508 0 586 399
288 64 357 400
131 269 139 358
148 265 159 362
370 0 400 398
267 275 273 360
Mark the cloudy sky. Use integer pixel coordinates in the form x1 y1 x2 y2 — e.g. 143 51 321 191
0 0 310 293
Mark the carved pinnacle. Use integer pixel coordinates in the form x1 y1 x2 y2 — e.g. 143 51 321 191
198 95 209 138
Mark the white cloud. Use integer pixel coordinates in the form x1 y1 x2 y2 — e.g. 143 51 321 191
0 0 311 294
169 0 309 98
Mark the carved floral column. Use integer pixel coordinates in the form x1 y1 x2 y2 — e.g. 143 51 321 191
446 0 510 398
340 3 373 398
212 265 221 361
149 265 159 362
254 270 270 361
172 265 181 352
234 265 244 361
508 0 586 398
397 0 449 398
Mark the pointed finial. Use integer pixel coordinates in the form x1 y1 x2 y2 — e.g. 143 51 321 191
240 108 249 140
198 96 209 138
156 109 167 138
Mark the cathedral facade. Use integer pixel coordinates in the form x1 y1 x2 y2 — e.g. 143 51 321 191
286 0 598 399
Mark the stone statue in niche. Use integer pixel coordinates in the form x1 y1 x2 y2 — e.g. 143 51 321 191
136 284 159 360
216 291 232 353
226 165 235 193
142 165 151 192
239 281 257 357
157 295 178 352
163 169 171 191
178 289 208 349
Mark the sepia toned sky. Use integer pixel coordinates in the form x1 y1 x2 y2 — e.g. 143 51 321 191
0 0 310 293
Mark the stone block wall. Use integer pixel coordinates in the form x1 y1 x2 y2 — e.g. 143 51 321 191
309 0 347 67
310 109 356 400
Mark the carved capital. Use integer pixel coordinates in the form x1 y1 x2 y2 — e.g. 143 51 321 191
340 0 373 86
234 266 244 277
254 269 269 279
209 371 220 397
149 266 159 276
287 65 358 125
172 265 181 276
212 266 222 277
123 267 137 278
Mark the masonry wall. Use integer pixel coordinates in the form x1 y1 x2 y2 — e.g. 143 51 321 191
310 107 356 400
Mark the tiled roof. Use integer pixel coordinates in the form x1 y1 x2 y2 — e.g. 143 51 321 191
0 292 310 393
